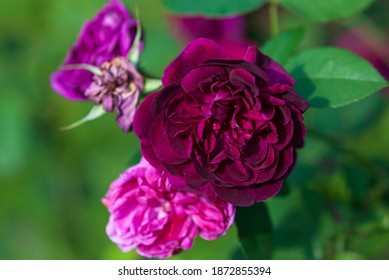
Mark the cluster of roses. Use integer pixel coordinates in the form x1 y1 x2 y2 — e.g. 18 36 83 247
50 0 308 258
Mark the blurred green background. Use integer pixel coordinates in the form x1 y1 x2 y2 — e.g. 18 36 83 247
1 0 389 259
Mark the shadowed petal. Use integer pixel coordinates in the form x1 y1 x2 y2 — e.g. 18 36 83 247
244 46 294 86
163 38 229 86
214 180 283 206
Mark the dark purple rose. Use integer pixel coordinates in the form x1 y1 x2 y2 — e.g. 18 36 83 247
133 38 309 206
50 0 139 100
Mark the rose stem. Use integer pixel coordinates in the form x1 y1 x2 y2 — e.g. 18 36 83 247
269 0 280 38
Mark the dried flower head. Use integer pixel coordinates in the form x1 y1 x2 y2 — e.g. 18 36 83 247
85 56 144 132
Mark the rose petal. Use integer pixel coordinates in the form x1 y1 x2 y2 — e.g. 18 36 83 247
133 92 167 171
244 138 268 166
163 38 229 86
150 114 189 165
182 66 227 93
273 145 294 180
166 161 208 188
229 68 258 95
214 179 283 206
244 46 294 86
50 70 91 100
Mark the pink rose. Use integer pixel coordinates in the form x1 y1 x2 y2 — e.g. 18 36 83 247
102 158 235 258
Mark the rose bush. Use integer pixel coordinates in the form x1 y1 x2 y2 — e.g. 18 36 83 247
50 0 140 100
102 158 235 258
133 38 309 206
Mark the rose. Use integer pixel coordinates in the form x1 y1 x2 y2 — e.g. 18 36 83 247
102 158 235 258
50 0 139 100
133 38 309 206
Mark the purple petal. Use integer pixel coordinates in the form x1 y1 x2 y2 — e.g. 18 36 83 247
115 90 140 132
162 38 229 86
273 145 294 180
51 0 138 100
50 70 90 100
182 66 227 93
133 92 167 171
214 180 283 206
244 46 295 86
150 114 189 165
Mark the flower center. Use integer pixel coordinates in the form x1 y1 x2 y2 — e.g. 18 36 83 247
85 56 143 112
161 200 171 212
210 100 235 123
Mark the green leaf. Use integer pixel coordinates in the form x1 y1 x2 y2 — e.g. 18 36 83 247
235 203 273 259
61 64 102 76
129 14 142 66
343 163 371 203
60 105 106 131
278 0 374 22
161 0 266 17
275 180 291 197
261 28 304 66
285 47 388 108
308 94 384 137
144 78 162 94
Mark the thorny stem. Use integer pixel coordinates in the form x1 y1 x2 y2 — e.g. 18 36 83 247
269 0 279 37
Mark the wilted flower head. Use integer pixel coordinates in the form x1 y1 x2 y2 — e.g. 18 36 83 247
49 0 144 131
50 0 140 100
133 38 309 206
85 56 143 132
102 158 235 258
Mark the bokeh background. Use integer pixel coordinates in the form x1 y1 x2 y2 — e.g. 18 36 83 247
1 0 389 259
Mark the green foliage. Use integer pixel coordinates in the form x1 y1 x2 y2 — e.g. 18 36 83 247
278 0 374 22
128 17 142 66
305 94 385 138
161 0 266 17
60 106 106 131
144 78 162 93
285 47 388 108
261 28 304 65
1 0 389 261
235 203 273 259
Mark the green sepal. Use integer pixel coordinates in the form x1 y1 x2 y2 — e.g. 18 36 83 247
60 105 106 131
